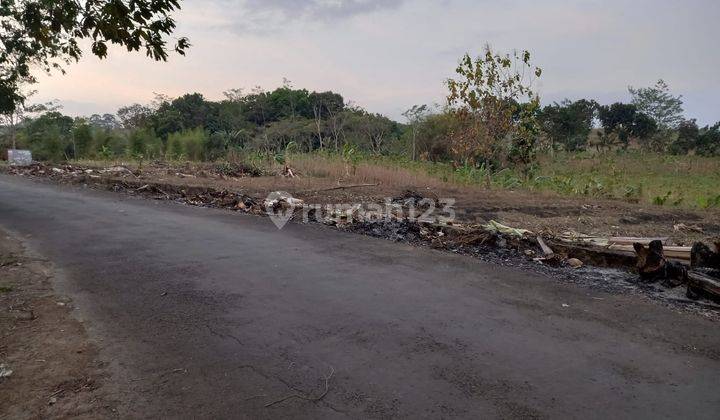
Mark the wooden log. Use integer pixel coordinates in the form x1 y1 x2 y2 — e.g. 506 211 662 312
609 244 691 261
609 236 669 245
687 271 720 303
537 236 554 256
547 241 636 269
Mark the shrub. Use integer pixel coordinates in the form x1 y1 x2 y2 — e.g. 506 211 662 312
165 128 207 161
696 123 720 157
128 128 163 159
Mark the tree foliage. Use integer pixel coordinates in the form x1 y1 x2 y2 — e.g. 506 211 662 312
598 102 657 148
446 45 542 170
628 80 684 129
538 99 598 151
0 0 189 114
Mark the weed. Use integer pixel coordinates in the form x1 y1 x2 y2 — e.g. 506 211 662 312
696 194 720 209
653 191 672 206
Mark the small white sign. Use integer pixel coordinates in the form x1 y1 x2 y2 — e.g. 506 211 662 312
7 149 32 166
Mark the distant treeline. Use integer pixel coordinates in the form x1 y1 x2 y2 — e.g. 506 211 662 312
1 74 718 164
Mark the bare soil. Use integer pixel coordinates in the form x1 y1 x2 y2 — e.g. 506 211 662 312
0 228 116 419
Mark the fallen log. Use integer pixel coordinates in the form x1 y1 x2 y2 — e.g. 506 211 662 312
687 271 720 303
547 241 636 269
611 244 691 261
608 236 669 246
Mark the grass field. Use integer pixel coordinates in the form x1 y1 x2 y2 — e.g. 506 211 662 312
530 152 720 208
285 151 720 209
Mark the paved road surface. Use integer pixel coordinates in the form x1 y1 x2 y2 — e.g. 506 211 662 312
1 175 718 419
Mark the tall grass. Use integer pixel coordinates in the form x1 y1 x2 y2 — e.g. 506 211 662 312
285 151 720 208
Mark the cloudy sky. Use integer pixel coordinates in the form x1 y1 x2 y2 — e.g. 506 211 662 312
34 0 720 124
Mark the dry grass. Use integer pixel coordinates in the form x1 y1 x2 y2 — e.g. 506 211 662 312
287 154 451 189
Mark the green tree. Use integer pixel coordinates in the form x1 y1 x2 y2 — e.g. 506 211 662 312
165 128 207 161
628 80 684 129
117 104 153 130
72 121 94 158
696 123 720 156
412 111 459 161
598 103 656 149
344 110 396 155
255 118 315 152
669 119 699 155
19 111 74 160
0 0 189 114
446 45 542 171
151 93 219 135
93 129 128 158
0 86 58 149
538 99 598 151
128 128 162 159
88 113 121 130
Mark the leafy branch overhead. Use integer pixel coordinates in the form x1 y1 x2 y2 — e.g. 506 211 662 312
0 0 190 113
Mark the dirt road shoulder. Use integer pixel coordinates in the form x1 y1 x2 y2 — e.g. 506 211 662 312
0 228 116 418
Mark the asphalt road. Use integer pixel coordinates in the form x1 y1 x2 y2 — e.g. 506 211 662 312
1 174 719 419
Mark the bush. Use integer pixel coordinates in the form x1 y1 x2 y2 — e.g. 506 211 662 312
696 123 720 157
128 128 163 159
165 128 207 161
94 130 128 158
72 123 94 158
668 119 699 155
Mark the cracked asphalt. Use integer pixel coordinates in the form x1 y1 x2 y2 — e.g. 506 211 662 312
1 174 719 419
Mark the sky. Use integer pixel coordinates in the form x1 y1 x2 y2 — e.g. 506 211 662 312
33 0 720 124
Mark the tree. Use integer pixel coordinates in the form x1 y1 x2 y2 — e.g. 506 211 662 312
538 99 598 151
149 93 219 138
254 118 315 152
223 88 245 102
117 104 153 130
166 128 207 161
0 0 189 114
0 86 59 149
598 102 656 149
628 80 684 129
696 123 720 157
402 104 429 160
128 128 163 159
669 119 699 155
446 45 542 171
309 91 344 150
412 111 459 161
344 110 395 155
19 111 74 160
88 113 121 130
631 112 658 141
71 121 94 158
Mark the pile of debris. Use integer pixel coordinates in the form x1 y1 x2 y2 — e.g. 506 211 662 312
540 231 720 303
3 163 265 215
5 163 138 180
634 240 720 302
